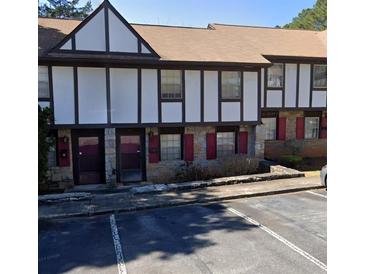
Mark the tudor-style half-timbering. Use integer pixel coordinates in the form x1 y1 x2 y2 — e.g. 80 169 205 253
46 66 261 127
262 62 327 110
53 0 158 56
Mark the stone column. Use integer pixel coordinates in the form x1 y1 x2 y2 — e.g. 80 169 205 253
104 128 116 185
279 111 304 140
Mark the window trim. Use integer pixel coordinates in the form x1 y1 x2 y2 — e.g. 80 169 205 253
159 127 184 161
38 65 51 100
312 64 327 89
160 69 183 101
266 63 284 89
261 117 278 141
221 71 242 101
216 126 239 157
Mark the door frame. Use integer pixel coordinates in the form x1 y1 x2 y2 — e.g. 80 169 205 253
71 129 106 185
116 128 146 183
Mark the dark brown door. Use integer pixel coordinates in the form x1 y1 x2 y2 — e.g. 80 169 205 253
72 130 105 185
117 129 146 183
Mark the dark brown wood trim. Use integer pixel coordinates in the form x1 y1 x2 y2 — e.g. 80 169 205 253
104 5 110 53
262 107 326 111
48 66 55 124
106 67 111 124
157 69 162 123
201 70 204 122
218 70 222 122
138 40 142 54
137 68 142 124
73 67 79 124
282 63 286 108
50 120 261 129
264 67 268 108
241 71 244 121
71 36 76 51
296 63 300 108
263 55 327 64
257 70 261 122
309 64 314 107
182 70 186 123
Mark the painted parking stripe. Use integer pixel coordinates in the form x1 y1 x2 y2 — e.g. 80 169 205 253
227 207 327 272
306 191 327 199
110 214 127 274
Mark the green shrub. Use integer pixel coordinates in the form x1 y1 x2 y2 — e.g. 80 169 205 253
278 155 303 168
219 155 258 177
38 105 53 184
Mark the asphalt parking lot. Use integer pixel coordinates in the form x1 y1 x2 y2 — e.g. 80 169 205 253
39 189 327 274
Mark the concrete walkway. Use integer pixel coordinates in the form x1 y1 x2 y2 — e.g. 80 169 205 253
39 176 323 220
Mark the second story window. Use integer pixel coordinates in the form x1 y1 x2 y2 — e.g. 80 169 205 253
38 66 50 99
267 63 284 88
161 70 182 99
221 71 241 99
313 64 327 89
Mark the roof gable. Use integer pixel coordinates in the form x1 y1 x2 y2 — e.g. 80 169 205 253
51 0 158 57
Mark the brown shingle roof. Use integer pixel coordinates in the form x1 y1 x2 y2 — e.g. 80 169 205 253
38 17 326 64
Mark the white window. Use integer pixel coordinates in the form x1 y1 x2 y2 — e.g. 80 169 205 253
160 134 181 160
262 117 277 140
217 132 236 158
161 70 182 99
222 71 241 99
313 65 327 88
38 66 50 98
267 63 284 88
305 117 320 139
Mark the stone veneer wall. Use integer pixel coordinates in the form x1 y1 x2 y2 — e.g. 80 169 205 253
145 126 256 182
47 129 74 189
105 128 116 184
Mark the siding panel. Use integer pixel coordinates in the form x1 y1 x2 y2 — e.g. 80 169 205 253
243 71 258 121
204 71 218 122
141 69 158 123
52 66 75 124
185 70 201 122
285 63 297 107
298 64 311 107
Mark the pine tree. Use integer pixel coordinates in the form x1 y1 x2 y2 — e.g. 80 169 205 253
283 0 326 31
38 0 93 19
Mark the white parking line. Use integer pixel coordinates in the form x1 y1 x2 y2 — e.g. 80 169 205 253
306 191 327 199
227 207 327 272
110 214 127 274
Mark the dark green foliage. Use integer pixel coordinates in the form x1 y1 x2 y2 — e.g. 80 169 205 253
38 105 54 184
278 155 303 168
283 0 326 31
38 0 93 19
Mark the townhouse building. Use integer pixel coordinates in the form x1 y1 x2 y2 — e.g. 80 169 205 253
38 0 326 187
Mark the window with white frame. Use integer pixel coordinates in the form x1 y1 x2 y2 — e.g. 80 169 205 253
217 132 236 158
313 65 327 88
221 71 241 99
161 70 182 99
262 117 277 140
160 134 181 161
305 117 320 139
267 63 284 88
38 66 50 98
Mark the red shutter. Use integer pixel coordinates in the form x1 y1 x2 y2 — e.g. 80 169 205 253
184 134 194 161
320 116 327 139
296 117 305 139
239 132 248 154
278 117 286 141
58 137 70 167
206 133 216 160
148 134 159 163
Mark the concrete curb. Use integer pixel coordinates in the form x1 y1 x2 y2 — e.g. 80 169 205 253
39 184 323 221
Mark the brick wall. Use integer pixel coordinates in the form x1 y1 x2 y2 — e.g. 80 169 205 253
264 139 327 160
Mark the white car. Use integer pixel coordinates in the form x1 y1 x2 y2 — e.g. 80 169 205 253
320 165 327 188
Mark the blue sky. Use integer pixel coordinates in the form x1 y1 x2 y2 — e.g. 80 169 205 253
41 0 317 28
